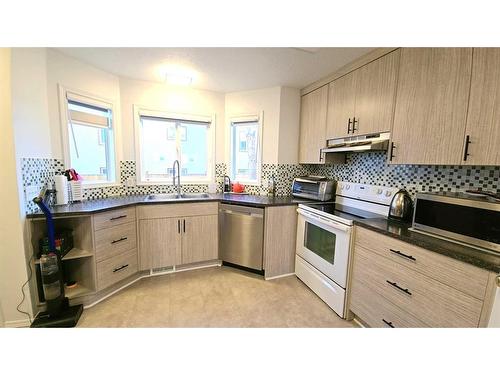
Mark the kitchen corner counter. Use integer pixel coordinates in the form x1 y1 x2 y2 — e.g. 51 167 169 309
26 193 312 218
354 218 500 273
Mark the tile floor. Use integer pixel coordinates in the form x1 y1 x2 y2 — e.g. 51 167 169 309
77 266 356 328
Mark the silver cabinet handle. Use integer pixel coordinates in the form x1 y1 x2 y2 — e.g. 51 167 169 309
496 275 500 288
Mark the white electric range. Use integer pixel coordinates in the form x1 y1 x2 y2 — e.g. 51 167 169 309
295 181 400 318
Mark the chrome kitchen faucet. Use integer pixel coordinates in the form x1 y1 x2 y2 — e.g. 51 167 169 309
172 159 181 196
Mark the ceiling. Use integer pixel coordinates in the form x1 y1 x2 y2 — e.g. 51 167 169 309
55 47 374 93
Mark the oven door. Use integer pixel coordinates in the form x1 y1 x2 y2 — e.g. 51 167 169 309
296 208 352 288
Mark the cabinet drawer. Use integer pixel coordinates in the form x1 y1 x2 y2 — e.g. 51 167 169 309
96 249 138 291
137 202 218 219
350 278 428 328
352 245 483 327
93 207 136 231
95 222 137 262
354 226 489 300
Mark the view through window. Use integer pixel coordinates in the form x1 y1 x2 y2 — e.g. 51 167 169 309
67 99 116 183
230 119 260 184
139 115 211 182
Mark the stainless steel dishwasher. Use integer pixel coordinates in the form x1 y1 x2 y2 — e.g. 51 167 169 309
219 203 264 274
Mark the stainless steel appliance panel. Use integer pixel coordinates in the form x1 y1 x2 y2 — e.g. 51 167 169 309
292 177 335 201
219 204 264 270
412 193 500 252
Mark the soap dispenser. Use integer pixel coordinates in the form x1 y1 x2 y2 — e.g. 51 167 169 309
223 175 232 193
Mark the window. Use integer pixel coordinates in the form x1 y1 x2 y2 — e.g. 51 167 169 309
135 108 214 184
230 115 262 185
61 90 117 184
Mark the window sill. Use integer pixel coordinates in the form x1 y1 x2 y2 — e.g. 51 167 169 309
136 180 213 186
82 182 121 189
231 180 261 187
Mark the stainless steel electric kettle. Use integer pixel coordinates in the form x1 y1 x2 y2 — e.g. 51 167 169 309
388 189 414 222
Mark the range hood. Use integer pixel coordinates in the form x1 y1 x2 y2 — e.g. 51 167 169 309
322 132 390 154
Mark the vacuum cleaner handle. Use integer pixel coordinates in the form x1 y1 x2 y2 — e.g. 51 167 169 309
33 191 56 252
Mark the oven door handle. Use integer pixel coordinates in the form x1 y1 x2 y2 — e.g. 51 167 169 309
297 208 351 233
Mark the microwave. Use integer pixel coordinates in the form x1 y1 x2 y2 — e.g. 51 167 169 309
412 192 500 253
292 176 336 201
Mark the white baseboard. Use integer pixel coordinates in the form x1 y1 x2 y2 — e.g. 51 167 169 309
264 272 296 281
4 318 30 328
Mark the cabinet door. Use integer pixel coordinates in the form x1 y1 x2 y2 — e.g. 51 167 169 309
463 48 500 165
181 215 218 265
139 218 181 271
353 50 400 136
326 73 356 139
299 86 328 164
390 48 472 165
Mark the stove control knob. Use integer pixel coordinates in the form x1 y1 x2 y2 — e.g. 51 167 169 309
385 190 392 197
376 188 383 195
339 184 344 190
345 185 351 190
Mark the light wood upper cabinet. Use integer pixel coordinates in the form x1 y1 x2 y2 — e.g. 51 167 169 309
326 73 356 139
326 50 399 139
390 48 472 165
181 215 218 264
463 48 500 165
299 85 328 164
353 50 400 136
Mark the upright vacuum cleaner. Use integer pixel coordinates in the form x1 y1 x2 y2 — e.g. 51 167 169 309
30 190 83 328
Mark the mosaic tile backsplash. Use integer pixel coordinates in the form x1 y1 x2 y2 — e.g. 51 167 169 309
20 152 500 214
311 151 500 198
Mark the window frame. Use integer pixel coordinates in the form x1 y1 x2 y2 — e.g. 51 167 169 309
228 112 263 186
58 85 121 188
133 105 216 185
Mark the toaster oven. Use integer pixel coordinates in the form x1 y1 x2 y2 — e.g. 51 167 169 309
292 176 336 201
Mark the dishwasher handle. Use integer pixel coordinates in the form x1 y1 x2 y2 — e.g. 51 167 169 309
219 208 264 219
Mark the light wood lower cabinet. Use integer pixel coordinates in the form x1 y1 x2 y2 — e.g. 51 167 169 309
263 205 298 279
350 227 497 327
96 249 138 291
181 215 218 264
139 218 181 271
138 203 219 271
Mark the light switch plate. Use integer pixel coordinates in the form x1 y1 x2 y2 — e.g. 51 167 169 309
125 177 135 187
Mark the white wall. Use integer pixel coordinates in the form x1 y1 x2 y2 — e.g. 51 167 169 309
119 77 225 163
278 87 300 164
0 48 32 326
225 87 282 164
46 48 122 161
11 48 51 159
225 86 300 165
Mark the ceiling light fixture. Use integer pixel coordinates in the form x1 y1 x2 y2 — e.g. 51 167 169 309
159 64 196 86
165 73 193 86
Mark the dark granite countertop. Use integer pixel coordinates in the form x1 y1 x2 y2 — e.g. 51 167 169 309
27 193 313 218
354 217 500 273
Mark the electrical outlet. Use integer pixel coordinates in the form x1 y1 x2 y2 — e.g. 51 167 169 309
125 177 135 187
25 185 40 201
